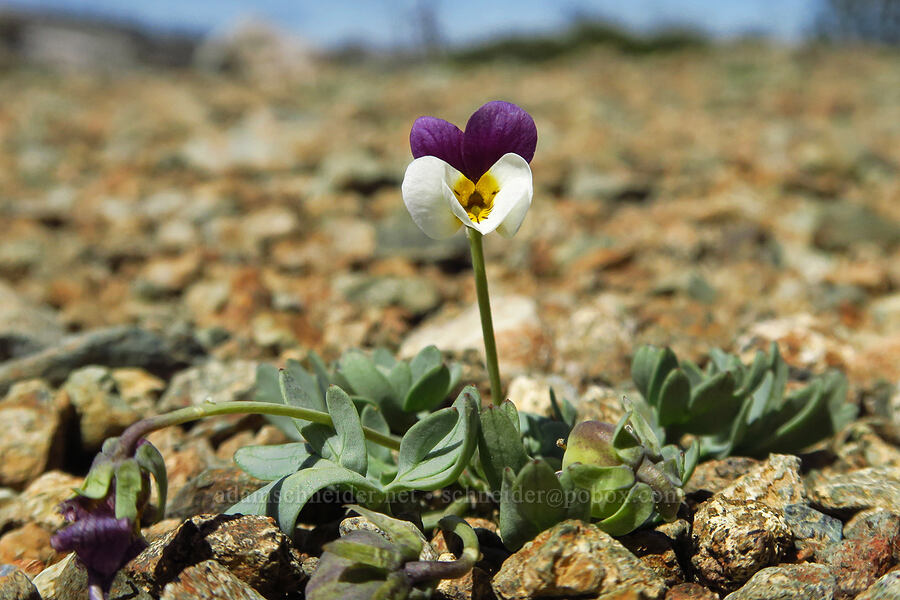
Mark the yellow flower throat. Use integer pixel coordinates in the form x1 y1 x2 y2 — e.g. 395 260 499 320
452 172 500 223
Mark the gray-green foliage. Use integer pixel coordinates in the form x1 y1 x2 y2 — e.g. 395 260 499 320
476 396 695 549
255 346 462 436
230 375 478 534
631 343 857 459
561 407 698 536
306 506 480 600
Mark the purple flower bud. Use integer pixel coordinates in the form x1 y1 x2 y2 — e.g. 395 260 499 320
50 440 157 599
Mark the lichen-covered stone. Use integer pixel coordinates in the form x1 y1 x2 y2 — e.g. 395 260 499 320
722 563 836 600
691 497 793 592
683 457 759 495
807 467 900 513
0 471 83 531
435 560 494 600
160 560 266 600
855 571 900 600
782 503 842 559
31 554 87 600
0 380 63 489
491 520 666 600
619 530 684 586
822 509 900 599
0 522 58 569
833 422 900 470
61 365 155 451
0 326 203 397
126 513 305 599
665 583 718 600
716 454 806 510
843 508 900 562
157 360 257 412
165 467 265 520
0 564 41 600
144 427 217 503
824 536 894 599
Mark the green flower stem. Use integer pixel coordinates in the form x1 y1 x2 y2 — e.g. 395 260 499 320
467 229 503 405
115 401 402 458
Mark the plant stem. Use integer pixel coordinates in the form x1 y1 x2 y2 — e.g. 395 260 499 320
116 401 402 458
467 229 503 405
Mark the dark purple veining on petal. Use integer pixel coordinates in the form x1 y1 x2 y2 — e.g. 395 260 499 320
410 116 466 174
51 516 142 576
51 481 147 599
462 101 537 182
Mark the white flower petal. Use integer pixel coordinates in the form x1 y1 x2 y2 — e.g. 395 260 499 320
470 153 533 237
401 156 463 240
492 154 533 238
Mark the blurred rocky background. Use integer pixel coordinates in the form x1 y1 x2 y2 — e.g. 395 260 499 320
0 0 899 596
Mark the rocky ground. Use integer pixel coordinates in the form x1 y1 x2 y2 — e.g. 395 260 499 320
0 43 899 599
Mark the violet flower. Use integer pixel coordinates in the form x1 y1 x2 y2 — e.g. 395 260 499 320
51 494 147 600
402 101 537 239
50 438 165 600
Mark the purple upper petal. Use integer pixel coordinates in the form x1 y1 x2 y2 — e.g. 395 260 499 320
410 116 466 175
462 101 537 182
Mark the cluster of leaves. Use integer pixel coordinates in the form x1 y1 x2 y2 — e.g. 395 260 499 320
255 346 461 436
75 437 168 523
632 343 858 459
306 505 479 600
474 396 696 550
230 364 477 533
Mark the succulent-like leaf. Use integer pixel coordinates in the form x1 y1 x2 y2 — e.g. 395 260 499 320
326 537 407 571
610 412 645 467
306 530 413 600
387 388 478 492
549 388 578 428
403 363 450 413
656 369 690 427
276 462 386 533
622 404 662 459
558 468 591 521
254 364 303 441
233 442 316 481
596 481 654 536
114 459 143 521
632 346 660 406
301 386 368 475
632 343 856 460
76 461 115 499
387 362 413 402
477 402 530 492
735 349 768 396
227 477 284 519
409 346 442 381
681 439 700 484
281 365 326 414
685 371 742 435
135 441 168 521
340 351 396 402
499 460 567 551
372 348 398 371
307 351 332 397
567 463 635 491
347 504 426 561
567 463 635 520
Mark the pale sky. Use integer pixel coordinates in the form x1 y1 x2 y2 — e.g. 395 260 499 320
1 0 820 48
